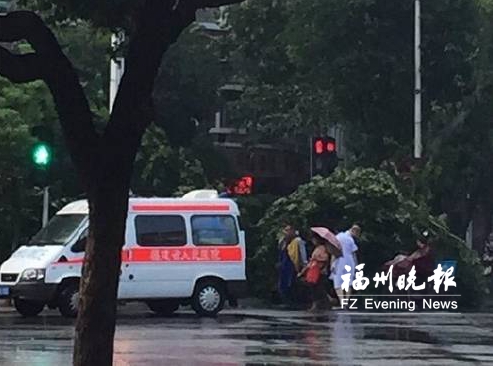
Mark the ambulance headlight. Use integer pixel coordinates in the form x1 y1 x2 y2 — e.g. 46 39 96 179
20 268 45 281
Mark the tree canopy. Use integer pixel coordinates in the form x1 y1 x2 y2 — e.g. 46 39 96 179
224 0 493 245
252 168 486 306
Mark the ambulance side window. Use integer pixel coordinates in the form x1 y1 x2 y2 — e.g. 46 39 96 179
135 215 186 246
72 228 88 253
191 215 238 246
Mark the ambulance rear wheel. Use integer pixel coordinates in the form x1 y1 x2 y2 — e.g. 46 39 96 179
192 280 225 317
146 300 179 316
14 298 44 317
58 283 79 318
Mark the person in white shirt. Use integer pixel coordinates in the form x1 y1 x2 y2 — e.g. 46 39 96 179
332 225 361 308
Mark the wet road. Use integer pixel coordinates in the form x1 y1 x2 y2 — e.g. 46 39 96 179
1 306 493 365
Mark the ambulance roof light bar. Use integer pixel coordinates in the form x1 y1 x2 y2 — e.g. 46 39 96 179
182 189 219 199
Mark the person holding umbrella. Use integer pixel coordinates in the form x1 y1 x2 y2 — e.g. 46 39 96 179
298 227 342 311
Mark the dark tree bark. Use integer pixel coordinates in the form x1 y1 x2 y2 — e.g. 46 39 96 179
471 200 492 253
0 1 242 365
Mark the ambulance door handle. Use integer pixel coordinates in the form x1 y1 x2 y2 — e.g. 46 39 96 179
129 274 134 280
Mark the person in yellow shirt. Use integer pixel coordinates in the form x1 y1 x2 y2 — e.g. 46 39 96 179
278 224 307 306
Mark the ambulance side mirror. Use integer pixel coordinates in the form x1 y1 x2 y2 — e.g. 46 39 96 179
71 237 87 253
72 229 88 253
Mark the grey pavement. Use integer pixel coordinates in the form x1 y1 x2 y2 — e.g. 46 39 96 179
0 304 493 365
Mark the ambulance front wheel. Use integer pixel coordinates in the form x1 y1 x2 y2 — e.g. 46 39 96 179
14 298 44 317
192 280 225 317
58 283 79 318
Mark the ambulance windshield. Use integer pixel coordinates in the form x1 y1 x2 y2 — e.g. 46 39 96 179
29 214 86 246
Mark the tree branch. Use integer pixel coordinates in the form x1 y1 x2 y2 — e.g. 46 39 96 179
0 11 99 184
101 0 193 176
104 0 243 172
0 47 42 83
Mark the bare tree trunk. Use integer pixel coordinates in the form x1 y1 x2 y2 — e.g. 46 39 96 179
73 172 131 365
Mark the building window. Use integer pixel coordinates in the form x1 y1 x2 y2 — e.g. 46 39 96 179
135 215 186 246
191 215 238 245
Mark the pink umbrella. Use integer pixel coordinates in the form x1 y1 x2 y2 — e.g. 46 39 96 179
310 227 342 257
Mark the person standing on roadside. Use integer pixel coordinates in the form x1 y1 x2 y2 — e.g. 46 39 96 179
277 224 307 306
332 225 361 308
298 232 330 311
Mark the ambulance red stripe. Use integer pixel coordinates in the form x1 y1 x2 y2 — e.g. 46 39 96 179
131 204 230 212
54 246 242 264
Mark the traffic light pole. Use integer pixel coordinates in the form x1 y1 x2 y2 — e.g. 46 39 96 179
42 186 49 227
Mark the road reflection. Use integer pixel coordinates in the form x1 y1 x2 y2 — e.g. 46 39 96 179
1 310 490 365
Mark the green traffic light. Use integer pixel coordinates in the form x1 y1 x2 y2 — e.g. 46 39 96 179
32 143 52 167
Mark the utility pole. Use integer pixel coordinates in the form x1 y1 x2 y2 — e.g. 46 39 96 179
109 32 125 112
31 126 53 228
414 0 422 159
42 186 49 227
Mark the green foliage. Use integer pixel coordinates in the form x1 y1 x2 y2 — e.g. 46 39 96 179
132 124 232 196
133 25 234 194
153 27 226 146
251 168 486 306
132 125 204 196
0 15 230 261
224 0 493 247
227 0 480 161
0 78 53 260
0 21 111 259
56 21 110 119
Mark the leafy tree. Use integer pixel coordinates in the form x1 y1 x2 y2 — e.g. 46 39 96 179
0 78 40 259
132 22 235 196
253 168 486 306
0 1 242 365
226 0 493 248
227 0 478 159
153 26 226 145
0 20 111 263
133 125 225 196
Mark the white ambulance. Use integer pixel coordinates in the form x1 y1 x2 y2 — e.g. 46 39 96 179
0 190 247 318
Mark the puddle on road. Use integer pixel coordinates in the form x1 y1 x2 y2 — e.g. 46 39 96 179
2 311 493 365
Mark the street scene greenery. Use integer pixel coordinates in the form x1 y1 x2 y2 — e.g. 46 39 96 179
251 168 486 306
1 0 492 302
1 2 492 361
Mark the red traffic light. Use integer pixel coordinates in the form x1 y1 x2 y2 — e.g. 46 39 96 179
314 139 324 154
327 140 336 152
313 137 336 154
227 175 254 195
